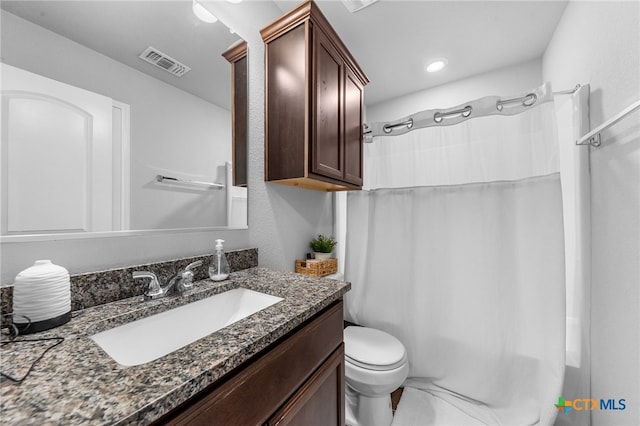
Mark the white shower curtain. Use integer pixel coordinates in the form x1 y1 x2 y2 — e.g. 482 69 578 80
554 86 591 426
344 87 568 425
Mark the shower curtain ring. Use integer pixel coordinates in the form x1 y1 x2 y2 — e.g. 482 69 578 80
383 118 413 133
523 93 537 106
434 106 472 123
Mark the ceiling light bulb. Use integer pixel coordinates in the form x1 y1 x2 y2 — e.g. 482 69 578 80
192 0 218 23
226 0 243 3
426 59 448 73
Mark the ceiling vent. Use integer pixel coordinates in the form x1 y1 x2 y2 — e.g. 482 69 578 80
340 0 378 13
139 47 191 77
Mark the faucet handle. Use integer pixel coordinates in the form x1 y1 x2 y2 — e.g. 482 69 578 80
180 260 203 290
132 271 164 299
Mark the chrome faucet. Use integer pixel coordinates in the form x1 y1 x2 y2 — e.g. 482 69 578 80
132 260 203 301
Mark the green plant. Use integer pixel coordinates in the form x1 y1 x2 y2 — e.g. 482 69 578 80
309 234 337 253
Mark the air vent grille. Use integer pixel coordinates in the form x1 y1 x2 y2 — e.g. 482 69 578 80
139 47 191 77
340 0 378 13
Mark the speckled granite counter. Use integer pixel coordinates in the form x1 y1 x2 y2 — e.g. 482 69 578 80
0 268 350 425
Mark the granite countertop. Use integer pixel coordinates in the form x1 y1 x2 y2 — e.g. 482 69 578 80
0 268 350 425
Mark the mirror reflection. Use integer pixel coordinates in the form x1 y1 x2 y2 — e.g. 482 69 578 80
0 1 247 237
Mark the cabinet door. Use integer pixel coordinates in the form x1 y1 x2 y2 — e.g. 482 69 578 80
312 28 343 181
343 67 364 186
157 302 344 426
267 344 345 426
265 24 307 181
232 55 248 187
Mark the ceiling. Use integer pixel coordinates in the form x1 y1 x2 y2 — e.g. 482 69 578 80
1 0 568 109
1 1 242 109
275 0 569 106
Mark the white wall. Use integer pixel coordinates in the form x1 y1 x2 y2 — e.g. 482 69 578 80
544 2 640 425
1 10 231 231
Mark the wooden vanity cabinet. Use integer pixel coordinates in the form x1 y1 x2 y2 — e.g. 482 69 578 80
157 300 345 426
261 1 368 192
267 346 344 426
222 40 248 187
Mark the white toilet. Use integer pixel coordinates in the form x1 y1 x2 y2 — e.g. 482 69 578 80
344 326 409 426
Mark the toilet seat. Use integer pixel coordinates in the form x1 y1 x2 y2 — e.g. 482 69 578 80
344 326 407 371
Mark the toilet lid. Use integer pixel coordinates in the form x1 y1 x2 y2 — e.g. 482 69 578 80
344 326 407 371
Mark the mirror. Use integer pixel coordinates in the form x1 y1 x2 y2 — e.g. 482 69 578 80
0 0 247 239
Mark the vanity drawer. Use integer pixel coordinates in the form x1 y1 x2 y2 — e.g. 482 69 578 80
160 300 344 425
267 344 345 426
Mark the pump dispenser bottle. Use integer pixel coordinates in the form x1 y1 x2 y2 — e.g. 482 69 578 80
209 239 230 281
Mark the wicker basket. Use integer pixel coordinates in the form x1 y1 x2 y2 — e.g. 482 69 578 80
295 258 338 277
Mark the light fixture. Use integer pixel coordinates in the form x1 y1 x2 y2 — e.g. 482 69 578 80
426 58 448 73
226 0 243 3
192 0 218 23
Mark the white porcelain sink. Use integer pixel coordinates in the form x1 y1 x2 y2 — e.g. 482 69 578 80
91 288 283 366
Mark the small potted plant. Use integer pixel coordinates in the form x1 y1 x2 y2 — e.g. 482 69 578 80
309 234 337 260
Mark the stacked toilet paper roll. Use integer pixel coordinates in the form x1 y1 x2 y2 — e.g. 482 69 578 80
13 260 71 333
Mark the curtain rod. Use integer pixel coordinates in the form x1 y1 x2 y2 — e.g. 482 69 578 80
553 84 581 95
364 83 581 143
576 99 640 147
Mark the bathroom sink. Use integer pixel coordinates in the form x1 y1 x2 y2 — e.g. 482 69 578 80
91 288 283 366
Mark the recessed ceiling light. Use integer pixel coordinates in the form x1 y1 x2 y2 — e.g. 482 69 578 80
426 58 448 73
192 0 218 23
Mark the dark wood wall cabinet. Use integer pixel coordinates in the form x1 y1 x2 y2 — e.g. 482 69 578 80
261 0 369 192
157 300 345 426
223 40 248 187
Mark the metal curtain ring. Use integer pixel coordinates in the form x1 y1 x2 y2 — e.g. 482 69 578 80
383 118 413 133
523 93 537 106
434 106 472 123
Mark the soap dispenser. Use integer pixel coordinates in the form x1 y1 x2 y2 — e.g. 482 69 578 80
209 239 230 281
